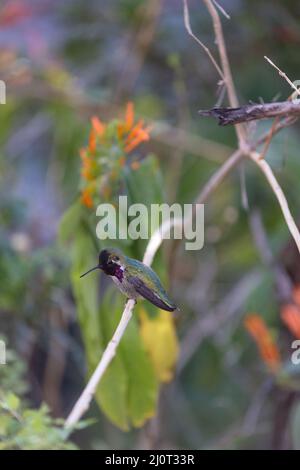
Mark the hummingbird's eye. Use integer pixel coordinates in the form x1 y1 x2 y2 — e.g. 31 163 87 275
113 256 119 261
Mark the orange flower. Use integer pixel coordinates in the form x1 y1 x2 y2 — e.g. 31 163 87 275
125 123 150 153
91 116 105 137
119 156 126 167
292 285 300 307
79 148 87 160
281 304 300 338
244 314 281 373
117 102 134 139
88 128 96 154
79 102 150 209
81 188 93 208
125 101 134 132
117 103 151 153
80 149 97 181
126 119 145 142
117 123 125 140
81 165 94 181
131 161 140 170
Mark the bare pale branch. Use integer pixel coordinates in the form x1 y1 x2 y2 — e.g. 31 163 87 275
182 0 224 79
264 56 300 97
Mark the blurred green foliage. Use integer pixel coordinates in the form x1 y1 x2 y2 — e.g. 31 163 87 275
0 343 77 450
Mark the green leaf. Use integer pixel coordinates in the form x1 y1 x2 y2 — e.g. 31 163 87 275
97 288 158 428
3 392 20 411
0 414 11 435
139 306 179 383
70 229 102 369
119 312 158 427
96 357 129 430
123 154 166 282
124 154 164 210
124 154 165 256
58 200 83 244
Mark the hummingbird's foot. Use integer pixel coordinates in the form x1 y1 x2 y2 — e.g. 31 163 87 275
125 297 137 307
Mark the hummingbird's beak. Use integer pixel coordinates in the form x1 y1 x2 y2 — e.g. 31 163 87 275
80 265 100 278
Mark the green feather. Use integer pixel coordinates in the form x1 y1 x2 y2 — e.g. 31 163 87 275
124 257 176 310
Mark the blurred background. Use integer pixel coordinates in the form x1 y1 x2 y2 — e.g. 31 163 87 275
1 0 300 450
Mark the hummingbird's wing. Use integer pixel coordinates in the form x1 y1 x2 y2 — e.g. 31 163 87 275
127 275 176 312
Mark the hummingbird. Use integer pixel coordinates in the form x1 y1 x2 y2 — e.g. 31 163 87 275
80 248 177 312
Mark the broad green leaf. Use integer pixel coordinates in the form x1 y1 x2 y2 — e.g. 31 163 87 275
4 392 20 411
70 229 102 367
96 356 128 430
124 154 165 258
124 154 164 210
58 200 83 244
0 414 11 435
119 310 158 427
123 154 166 283
139 307 179 383
99 289 158 428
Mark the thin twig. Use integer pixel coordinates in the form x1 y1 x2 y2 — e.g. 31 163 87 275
152 122 232 162
194 148 243 204
177 270 261 373
255 116 299 146
250 151 300 254
242 379 273 435
144 148 244 266
240 164 249 210
259 116 280 160
183 0 224 80
264 56 300 97
212 0 230 20
202 0 246 144
249 209 292 303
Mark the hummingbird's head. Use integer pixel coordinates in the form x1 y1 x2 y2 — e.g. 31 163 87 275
98 248 125 275
80 248 125 278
